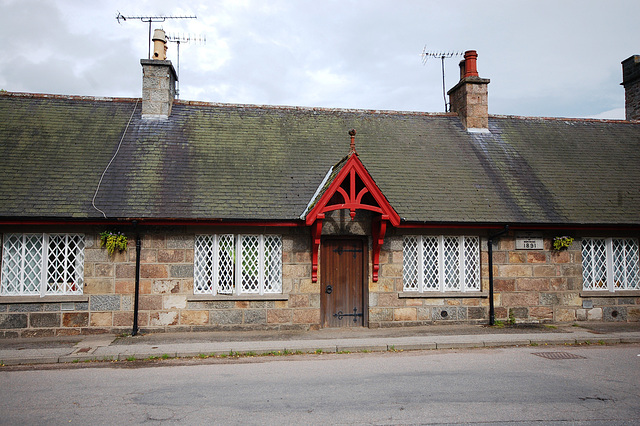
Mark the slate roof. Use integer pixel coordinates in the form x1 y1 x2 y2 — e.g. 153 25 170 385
1 92 639 225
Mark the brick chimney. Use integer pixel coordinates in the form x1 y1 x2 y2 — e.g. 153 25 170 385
447 50 490 131
140 29 178 119
622 54 640 121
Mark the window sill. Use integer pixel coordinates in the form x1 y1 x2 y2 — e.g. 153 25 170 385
580 291 640 298
188 294 289 302
399 292 488 299
0 295 89 303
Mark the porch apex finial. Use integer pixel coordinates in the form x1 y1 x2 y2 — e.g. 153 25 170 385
349 129 357 154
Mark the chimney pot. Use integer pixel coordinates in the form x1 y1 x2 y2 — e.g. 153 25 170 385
463 50 479 78
152 29 168 61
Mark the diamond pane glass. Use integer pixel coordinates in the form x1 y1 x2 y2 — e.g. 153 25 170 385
240 235 260 293
443 237 460 290
194 235 215 294
582 239 607 290
403 237 419 291
23 235 43 294
46 234 84 295
1 235 22 294
2 234 43 295
422 237 439 291
217 234 235 294
463 236 480 291
613 239 639 290
264 236 282 293
67 234 84 294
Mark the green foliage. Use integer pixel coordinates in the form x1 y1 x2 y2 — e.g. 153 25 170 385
553 236 574 251
508 309 516 325
99 231 128 255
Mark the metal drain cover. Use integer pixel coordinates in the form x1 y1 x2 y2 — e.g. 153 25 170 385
533 352 586 360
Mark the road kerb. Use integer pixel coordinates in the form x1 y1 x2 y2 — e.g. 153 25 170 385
388 343 437 351
483 340 530 347
1 356 60 365
435 342 483 349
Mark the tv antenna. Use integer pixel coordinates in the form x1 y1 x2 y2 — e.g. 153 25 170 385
116 12 197 59
166 33 206 98
422 48 463 112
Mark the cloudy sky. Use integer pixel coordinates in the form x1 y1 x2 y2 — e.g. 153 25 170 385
1 0 638 119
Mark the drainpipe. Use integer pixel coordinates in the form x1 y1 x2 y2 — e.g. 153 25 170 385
132 221 141 336
488 225 509 326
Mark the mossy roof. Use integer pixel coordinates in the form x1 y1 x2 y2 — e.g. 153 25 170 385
1 92 639 225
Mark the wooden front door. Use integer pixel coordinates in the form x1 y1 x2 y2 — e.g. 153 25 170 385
320 238 365 327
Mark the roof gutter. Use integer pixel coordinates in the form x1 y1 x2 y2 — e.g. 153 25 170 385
0 219 305 227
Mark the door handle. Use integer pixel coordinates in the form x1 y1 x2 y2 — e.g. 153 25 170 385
325 284 333 294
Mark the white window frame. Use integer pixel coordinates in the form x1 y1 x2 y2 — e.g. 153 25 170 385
194 234 282 295
1 233 85 296
403 235 480 293
582 238 639 292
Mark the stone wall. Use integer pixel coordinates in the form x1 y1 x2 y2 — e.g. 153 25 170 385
0 227 317 337
625 79 640 121
369 232 639 327
491 236 639 323
369 231 489 328
2 227 638 337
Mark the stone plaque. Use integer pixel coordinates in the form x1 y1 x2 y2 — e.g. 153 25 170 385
516 236 544 250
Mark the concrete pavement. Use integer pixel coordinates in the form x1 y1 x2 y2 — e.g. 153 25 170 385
1 322 638 366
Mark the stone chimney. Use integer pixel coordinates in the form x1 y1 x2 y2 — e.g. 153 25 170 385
141 29 178 119
621 54 640 121
447 50 490 131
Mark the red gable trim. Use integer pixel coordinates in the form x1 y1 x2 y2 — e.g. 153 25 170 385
305 154 400 226
305 153 400 282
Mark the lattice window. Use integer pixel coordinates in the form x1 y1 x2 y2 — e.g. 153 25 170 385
264 236 283 293
218 234 236 294
583 238 639 291
403 236 480 292
194 234 282 295
402 237 419 291
240 235 260 294
1 233 84 296
194 235 216 294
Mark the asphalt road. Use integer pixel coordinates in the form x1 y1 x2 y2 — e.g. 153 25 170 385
1 345 639 425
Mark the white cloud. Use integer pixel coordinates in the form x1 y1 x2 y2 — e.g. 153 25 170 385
1 0 639 118
589 108 625 120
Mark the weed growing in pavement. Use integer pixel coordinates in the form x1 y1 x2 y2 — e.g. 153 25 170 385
161 354 170 359
126 356 136 362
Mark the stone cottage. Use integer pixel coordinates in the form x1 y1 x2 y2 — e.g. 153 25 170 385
0 44 639 337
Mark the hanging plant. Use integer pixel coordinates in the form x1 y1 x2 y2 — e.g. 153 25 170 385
552 236 574 251
99 231 128 255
